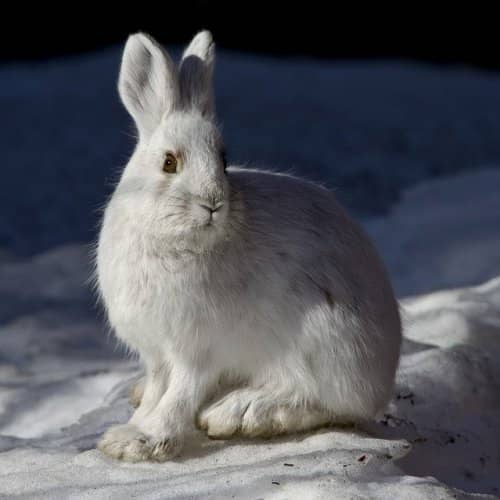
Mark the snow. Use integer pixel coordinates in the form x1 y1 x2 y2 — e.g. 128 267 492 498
1 45 500 498
367 168 500 296
1 168 499 498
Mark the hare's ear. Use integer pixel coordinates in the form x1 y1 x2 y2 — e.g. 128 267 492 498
179 31 215 117
118 33 179 141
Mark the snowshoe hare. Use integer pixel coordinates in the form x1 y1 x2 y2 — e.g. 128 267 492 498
96 31 401 462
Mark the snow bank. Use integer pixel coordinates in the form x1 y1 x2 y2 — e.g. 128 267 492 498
367 169 500 296
0 170 499 498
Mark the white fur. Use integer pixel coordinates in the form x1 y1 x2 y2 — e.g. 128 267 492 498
96 31 402 462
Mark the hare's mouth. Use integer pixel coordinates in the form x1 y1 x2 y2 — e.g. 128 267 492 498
193 201 228 229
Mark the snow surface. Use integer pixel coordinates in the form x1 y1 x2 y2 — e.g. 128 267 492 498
1 169 499 498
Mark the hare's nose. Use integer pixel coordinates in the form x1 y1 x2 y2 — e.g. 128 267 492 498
199 202 224 214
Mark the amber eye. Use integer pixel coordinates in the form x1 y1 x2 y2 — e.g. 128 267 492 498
163 152 178 174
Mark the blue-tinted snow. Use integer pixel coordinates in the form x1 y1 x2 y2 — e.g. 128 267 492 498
2 47 500 254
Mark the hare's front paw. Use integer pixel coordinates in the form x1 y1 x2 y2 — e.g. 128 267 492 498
97 424 182 462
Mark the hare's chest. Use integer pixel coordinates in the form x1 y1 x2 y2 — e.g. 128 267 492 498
99 246 163 325
97 234 210 349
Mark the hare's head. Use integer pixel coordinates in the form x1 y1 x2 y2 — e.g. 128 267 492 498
115 31 239 252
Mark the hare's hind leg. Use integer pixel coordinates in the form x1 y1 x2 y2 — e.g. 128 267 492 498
198 387 333 439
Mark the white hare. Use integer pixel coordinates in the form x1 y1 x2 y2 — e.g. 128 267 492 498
96 31 402 462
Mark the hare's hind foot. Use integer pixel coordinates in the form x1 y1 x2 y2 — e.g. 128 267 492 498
197 388 333 439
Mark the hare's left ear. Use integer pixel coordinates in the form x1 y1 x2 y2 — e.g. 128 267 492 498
179 31 215 117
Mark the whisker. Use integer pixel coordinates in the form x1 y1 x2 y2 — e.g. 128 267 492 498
159 213 184 220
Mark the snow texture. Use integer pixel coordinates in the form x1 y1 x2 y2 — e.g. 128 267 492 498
1 168 499 498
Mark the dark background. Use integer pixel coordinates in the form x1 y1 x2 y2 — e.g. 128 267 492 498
2 4 500 256
1 4 499 69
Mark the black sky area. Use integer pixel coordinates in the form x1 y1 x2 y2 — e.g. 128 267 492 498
1 4 499 69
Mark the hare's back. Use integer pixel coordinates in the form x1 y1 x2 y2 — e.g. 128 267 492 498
229 167 397 316
229 167 355 243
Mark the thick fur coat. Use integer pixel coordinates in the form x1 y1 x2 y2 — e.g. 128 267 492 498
96 31 401 462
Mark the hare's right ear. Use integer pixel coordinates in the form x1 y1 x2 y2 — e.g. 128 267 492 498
179 31 215 117
118 33 179 141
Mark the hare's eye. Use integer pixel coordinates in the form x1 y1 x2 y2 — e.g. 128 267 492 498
163 152 178 174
